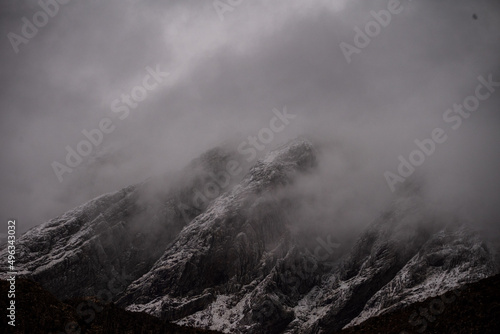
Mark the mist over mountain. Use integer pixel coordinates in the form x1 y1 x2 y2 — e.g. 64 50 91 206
1 0 499 333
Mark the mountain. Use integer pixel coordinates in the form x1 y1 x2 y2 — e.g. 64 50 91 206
1 139 497 333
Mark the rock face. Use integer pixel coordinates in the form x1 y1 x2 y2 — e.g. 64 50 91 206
118 140 318 334
302 198 495 333
1 139 497 333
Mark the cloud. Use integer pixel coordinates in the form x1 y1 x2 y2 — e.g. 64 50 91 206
0 0 499 235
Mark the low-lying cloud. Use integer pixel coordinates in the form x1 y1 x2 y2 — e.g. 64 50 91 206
0 0 499 237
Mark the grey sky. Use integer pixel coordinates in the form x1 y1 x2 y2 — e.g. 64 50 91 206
1 0 499 234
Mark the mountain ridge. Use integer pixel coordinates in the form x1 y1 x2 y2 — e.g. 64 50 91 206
1 138 497 333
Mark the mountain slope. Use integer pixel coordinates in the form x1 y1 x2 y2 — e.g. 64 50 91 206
119 140 318 333
0 147 243 300
335 273 500 334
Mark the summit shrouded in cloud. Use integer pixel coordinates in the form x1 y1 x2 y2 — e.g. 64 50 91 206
1 2 500 332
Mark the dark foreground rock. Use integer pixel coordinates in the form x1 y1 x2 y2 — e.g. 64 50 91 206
0 278 221 334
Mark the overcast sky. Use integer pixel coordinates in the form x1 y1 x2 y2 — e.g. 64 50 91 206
1 0 499 234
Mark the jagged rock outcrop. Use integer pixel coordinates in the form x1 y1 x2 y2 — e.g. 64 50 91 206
300 196 495 333
118 140 317 331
